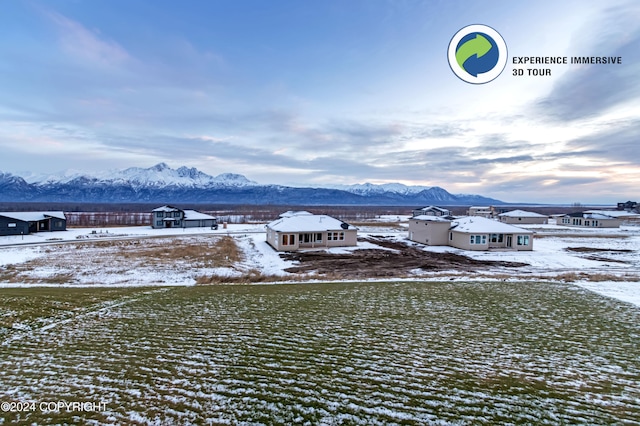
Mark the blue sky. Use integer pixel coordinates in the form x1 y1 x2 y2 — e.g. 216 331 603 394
1 0 639 203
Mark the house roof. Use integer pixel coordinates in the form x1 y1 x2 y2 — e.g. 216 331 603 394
414 206 450 213
183 210 216 221
584 210 640 218
451 216 533 234
267 214 356 232
152 205 180 212
0 211 66 222
279 210 313 218
412 215 452 222
498 209 547 218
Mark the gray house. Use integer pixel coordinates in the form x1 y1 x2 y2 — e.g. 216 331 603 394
152 205 218 229
411 206 452 217
0 211 67 237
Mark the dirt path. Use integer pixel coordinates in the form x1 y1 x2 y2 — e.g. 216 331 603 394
281 237 528 279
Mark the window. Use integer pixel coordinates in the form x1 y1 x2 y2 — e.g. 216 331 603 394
517 235 530 246
316 233 322 242
156 220 163 226
449 232 453 241
339 232 344 240
8 223 16 228
282 234 288 245
490 234 504 243
469 235 487 245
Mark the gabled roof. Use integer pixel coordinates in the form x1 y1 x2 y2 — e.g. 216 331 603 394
498 209 547 218
414 206 450 213
267 214 356 232
450 216 533 234
0 211 66 222
152 205 181 212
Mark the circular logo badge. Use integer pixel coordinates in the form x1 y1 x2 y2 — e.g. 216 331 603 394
448 24 507 84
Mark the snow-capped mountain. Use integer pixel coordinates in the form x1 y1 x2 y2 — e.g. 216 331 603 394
0 163 504 205
21 162 258 189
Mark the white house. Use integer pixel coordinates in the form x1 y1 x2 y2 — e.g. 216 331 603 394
266 214 357 251
498 209 548 224
408 216 533 251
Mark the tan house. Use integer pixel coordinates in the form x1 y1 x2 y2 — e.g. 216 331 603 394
408 216 533 251
266 214 357 252
467 206 493 218
498 209 548 224
558 210 639 228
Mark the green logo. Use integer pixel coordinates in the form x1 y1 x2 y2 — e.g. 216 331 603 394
448 25 507 84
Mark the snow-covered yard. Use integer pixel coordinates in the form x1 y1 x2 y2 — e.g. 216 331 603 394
0 223 639 308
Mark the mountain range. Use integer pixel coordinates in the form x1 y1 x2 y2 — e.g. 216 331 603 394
0 163 504 206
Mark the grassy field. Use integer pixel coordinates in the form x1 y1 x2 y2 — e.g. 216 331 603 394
1 282 639 425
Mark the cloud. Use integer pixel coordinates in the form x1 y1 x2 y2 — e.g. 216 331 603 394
564 117 640 164
536 4 640 121
45 10 130 67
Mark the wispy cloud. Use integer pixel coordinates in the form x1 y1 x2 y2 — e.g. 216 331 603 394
45 10 130 67
536 4 640 121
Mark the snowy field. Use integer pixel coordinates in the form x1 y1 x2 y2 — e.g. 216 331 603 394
0 282 638 425
1 223 639 424
2 222 638 308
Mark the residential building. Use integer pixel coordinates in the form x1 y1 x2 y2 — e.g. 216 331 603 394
151 205 218 229
266 214 357 251
498 209 548 224
411 206 452 217
557 211 633 228
0 211 67 237
408 215 533 251
467 206 493 218
617 201 638 212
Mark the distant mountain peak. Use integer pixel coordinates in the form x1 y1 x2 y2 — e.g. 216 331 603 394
0 164 503 205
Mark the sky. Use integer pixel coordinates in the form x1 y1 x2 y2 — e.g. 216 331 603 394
0 0 639 204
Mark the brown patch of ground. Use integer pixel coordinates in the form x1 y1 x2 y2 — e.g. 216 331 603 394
564 246 634 264
280 237 528 279
565 247 633 253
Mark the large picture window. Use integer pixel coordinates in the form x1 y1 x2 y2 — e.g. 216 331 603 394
517 235 530 246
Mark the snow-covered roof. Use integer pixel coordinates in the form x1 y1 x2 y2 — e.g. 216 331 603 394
584 210 640 218
415 206 450 213
152 205 180 212
498 209 547 218
451 216 533 234
0 211 66 222
267 214 356 232
279 210 313 218
183 210 216 221
412 215 451 222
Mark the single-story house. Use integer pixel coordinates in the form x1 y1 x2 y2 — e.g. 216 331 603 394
498 209 548 224
151 205 218 229
411 206 452 217
408 215 533 251
266 214 357 251
0 211 67 236
558 211 625 228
